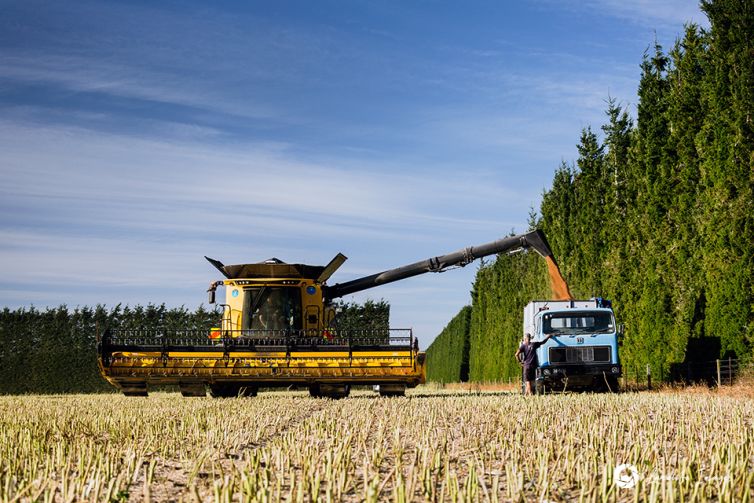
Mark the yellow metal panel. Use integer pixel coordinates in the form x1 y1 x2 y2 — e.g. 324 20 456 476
101 350 426 387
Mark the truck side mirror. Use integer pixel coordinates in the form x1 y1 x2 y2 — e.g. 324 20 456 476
617 324 625 345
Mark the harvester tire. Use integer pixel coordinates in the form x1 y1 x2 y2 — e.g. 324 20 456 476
377 384 406 397
123 390 148 397
179 382 207 397
309 383 350 399
209 383 258 398
121 382 148 397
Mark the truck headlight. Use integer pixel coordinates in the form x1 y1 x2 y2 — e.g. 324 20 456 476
611 366 619 374
543 368 551 376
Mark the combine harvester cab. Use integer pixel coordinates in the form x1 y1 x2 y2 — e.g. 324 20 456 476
525 298 622 393
99 230 556 398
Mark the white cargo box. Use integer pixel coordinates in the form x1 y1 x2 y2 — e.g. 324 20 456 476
523 299 601 340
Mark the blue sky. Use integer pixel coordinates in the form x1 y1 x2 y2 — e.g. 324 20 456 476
0 0 707 347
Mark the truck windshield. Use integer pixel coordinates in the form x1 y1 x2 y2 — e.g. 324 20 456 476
242 287 302 331
542 311 614 335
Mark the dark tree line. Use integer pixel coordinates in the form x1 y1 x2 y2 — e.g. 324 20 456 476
425 306 472 383
428 0 753 382
0 300 388 394
330 299 390 333
0 304 220 394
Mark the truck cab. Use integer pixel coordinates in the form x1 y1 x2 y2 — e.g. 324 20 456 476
524 299 622 392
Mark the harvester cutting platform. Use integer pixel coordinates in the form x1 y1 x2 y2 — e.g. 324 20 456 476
98 230 555 398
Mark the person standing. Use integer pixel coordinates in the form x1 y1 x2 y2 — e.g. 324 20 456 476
515 332 555 395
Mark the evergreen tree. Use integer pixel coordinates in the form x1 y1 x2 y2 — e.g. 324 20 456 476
426 306 472 383
699 0 754 358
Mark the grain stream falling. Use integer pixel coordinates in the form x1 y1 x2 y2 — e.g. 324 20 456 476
545 256 574 301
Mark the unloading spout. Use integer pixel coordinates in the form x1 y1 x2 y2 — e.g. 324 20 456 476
323 229 555 300
521 229 553 258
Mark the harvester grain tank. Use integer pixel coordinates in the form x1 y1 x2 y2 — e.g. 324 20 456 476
98 230 556 398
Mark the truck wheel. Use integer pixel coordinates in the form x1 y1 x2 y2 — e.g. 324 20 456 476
604 376 620 393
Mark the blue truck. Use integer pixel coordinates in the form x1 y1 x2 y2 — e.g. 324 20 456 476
523 298 622 392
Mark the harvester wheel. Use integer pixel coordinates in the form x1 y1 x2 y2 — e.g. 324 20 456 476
377 384 406 397
179 382 207 397
237 385 258 397
121 382 148 397
123 390 148 397
309 384 350 399
209 383 258 398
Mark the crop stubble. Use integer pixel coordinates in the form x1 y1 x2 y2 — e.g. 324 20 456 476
1 390 752 502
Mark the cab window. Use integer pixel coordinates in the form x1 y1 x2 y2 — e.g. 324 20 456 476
242 287 302 331
542 311 614 335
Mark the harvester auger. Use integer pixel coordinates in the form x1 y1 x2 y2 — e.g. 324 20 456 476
98 230 555 398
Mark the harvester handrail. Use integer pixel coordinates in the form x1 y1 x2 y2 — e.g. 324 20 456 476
99 327 415 364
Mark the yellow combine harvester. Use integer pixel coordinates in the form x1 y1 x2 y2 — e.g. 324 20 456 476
98 230 554 398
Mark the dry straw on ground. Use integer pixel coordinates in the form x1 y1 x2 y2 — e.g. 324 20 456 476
2 388 752 502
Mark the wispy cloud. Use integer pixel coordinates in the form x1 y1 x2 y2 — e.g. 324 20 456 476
557 0 709 30
0 53 280 121
0 119 528 300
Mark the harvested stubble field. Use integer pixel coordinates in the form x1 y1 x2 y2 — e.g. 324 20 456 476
2 389 753 502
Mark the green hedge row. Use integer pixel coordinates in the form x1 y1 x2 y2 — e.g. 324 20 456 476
425 306 471 383
467 253 549 382
0 304 219 394
0 300 388 394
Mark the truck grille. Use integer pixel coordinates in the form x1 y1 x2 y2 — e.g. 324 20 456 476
549 346 611 364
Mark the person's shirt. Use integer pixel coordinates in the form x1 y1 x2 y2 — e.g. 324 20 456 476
518 340 546 367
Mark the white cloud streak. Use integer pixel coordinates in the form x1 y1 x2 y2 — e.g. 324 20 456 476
0 120 529 308
0 53 279 121
582 0 709 28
